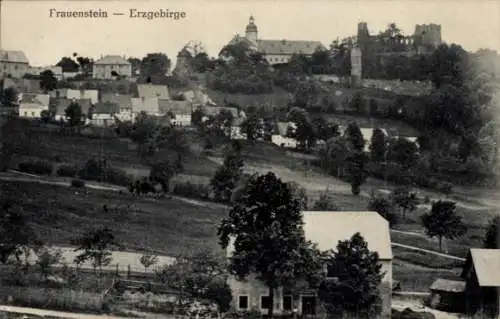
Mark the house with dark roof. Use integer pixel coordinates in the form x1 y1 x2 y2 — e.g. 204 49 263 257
227 211 393 318
88 102 120 127
428 278 466 312
223 16 327 66
93 55 131 79
101 93 134 122
461 248 500 318
158 99 192 127
50 97 92 122
0 50 29 78
18 93 50 118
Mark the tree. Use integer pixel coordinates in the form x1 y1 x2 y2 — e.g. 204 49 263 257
140 254 159 272
39 70 58 93
346 151 369 195
387 138 419 169
1 87 19 106
218 172 323 317
36 248 63 280
312 117 340 142
287 107 315 149
318 232 384 318
157 249 228 308
205 279 233 313
65 102 83 126
390 188 418 220
287 181 308 210
344 122 365 152
191 108 205 127
368 196 396 226
240 115 262 142
370 128 387 162
71 227 116 274
56 57 79 73
149 161 178 193
140 53 171 83
483 216 500 249
312 191 339 211
40 110 52 124
318 137 350 177
0 200 42 264
421 200 467 251
210 152 244 202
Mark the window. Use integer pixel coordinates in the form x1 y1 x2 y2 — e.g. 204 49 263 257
31 112 35 117
260 296 272 310
24 112 28 116
283 295 293 311
238 296 249 310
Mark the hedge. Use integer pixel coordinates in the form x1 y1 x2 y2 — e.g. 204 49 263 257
173 182 210 200
56 164 78 177
18 160 53 176
71 179 85 188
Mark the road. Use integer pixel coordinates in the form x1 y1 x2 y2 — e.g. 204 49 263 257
0 305 130 319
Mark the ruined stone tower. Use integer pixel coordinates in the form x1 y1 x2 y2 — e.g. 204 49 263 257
350 44 362 87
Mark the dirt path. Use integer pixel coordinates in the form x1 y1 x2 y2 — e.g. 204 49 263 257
392 243 465 261
0 305 130 319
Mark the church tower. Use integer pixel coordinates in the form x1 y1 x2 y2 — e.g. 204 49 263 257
245 16 258 44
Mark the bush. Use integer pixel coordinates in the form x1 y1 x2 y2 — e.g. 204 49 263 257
71 179 85 188
173 182 211 200
18 160 53 175
56 164 78 177
77 159 133 186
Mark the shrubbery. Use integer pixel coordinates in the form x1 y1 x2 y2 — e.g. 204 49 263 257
77 159 133 186
18 160 53 176
56 164 78 177
71 179 85 188
172 182 210 200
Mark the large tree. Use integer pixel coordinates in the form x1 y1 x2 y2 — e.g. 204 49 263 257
218 172 323 317
318 232 384 318
390 188 418 220
346 151 369 196
65 102 83 126
421 200 467 251
344 122 365 152
287 107 315 149
71 226 116 273
39 70 58 93
483 216 500 249
368 196 396 226
210 152 244 202
140 53 171 83
56 57 79 73
370 128 388 162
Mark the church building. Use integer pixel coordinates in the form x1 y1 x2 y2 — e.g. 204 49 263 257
221 16 327 65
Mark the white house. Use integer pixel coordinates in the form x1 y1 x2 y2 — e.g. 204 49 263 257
88 102 120 127
158 99 192 127
18 93 50 118
101 93 134 122
93 55 132 79
271 121 298 148
0 50 29 78
227 211 393 318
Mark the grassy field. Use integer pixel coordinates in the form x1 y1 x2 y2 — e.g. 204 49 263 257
0 180 227 257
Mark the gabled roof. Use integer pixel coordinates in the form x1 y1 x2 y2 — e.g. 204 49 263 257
101 93 132 108
462 249 500 287
256 40 326 56
92 102 120 114
137 84 170 100
131 97 160 114
94 55 130 65
0 50 29 64
302 211 392 260
20 93 50 107
430 278 466 292
50 97 92 115
66 89 99 104
158 99 192 115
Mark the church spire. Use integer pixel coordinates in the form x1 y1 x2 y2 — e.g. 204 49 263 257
245 15 258 43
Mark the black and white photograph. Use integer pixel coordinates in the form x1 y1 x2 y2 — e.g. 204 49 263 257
0 0 499 318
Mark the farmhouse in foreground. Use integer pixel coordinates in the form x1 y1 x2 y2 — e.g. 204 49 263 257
226 211 393 318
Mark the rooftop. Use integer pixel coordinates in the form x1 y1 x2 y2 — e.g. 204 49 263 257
0 50 29 64
430 278 466 292
94 55 130 65
465 248 500 287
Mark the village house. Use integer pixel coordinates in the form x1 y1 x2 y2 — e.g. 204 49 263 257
50 97 92 122
92 55 132 79
271 122 298 148
0 50 29 78
131 97 161 117
222 16 326 66
428 278 466 313
137 84 170 100
50 88 99 104
101 93 134 122
158 99 193 127
27 66 63 80
227 211 393 318
461 248 500 318
18 93 50 119
88 102 120 126
202 106 244 137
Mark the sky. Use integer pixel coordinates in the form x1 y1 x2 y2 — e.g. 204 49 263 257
1 0 499 67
